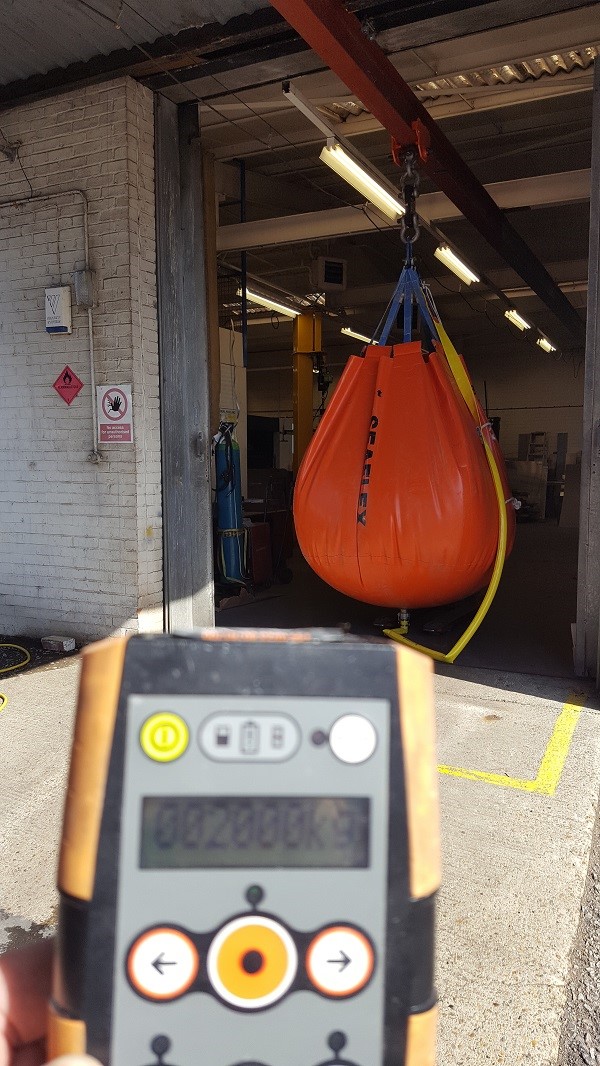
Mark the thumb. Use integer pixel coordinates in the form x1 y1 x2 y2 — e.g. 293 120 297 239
46 1057 102 1065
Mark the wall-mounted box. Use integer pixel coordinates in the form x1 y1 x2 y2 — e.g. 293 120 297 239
310 256 347 292
72 269 94 308
45 286 72 333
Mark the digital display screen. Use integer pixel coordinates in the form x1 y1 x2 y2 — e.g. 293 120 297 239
140 796 370 869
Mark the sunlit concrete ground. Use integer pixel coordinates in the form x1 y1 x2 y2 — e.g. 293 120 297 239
1 523 597 1066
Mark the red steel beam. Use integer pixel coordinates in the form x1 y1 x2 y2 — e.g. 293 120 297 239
269 0 585 345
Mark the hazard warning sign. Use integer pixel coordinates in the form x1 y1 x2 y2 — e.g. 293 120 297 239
97 384 133 444
53 366 84 405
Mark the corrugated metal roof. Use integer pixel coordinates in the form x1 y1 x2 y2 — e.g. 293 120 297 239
0 0 270 86
413 45 597 98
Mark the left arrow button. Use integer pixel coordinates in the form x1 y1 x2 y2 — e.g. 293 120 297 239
152 952 178 975
127 928 199 1001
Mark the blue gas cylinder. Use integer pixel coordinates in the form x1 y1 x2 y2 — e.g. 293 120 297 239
215 429 246 584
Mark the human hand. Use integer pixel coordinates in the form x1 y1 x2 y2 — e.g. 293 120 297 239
0 940 100 1066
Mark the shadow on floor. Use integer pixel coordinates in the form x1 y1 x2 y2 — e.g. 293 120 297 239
217 521 580 689
0 636 79 679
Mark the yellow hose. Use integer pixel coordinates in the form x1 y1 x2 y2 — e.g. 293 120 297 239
384 319 509 663
0 642 31 674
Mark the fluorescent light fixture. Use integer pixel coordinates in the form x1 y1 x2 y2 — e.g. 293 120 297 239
283 82 335 139
504 308 531 331
320 143 405 222
237 287 300 318
341 327 377 344
434 244 480 285
537 336 557 353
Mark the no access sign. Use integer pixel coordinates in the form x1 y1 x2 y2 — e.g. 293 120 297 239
97 384 133 444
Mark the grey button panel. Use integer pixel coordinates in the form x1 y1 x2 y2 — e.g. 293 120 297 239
112 694 390 1066
199 712 301 762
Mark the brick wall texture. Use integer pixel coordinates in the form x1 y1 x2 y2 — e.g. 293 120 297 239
0 79 163 639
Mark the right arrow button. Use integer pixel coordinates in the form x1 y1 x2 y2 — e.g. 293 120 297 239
306 926 374 998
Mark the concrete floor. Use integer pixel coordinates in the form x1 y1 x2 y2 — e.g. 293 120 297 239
0 521 598 1065
435 670 600 1066
0 656 77 948
216 521 600 1064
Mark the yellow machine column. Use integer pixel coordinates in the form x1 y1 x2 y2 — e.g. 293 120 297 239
293 313 322 474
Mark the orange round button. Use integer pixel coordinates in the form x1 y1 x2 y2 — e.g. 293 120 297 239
127 927 199 1001
306 925 374 998
207 916 297 1009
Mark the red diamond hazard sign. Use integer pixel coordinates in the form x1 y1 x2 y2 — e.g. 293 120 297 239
53 366 84 405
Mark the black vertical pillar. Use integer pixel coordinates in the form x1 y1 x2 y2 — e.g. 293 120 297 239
575 60 600 680
155 96 214 630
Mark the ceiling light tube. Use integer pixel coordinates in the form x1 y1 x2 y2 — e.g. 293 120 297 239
238 287 300 318
341 327 377 344
320 143 405 222
537 336 557 353
434 244 480 285
504 308 531 330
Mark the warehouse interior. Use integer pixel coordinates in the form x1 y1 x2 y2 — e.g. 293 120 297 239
196 0 595 679
0 0 597 677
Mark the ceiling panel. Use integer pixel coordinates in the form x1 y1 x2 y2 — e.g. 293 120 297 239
0 0 269 86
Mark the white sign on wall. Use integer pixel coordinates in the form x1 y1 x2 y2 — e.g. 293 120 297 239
45 286 72 333
97 384 133 444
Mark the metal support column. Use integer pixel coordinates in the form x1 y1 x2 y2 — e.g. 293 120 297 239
293 313 321 473
201 148 222 436
155 96 214 630
575 60 600 679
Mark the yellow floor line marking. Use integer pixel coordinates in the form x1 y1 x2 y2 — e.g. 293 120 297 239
438 692 587 795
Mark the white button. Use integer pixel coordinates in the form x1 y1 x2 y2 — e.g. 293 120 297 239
127 927 199 1001
329 715 377 764
306 926 375 997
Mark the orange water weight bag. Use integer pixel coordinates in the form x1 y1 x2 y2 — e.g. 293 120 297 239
294 338 515 610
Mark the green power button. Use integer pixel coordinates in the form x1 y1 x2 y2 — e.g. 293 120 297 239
140 712 189 762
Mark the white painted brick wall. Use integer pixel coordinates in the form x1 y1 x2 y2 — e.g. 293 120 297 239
0 78 162 640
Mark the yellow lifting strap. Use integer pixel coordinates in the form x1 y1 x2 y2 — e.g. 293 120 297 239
384 314 509 664
434 317 479 421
